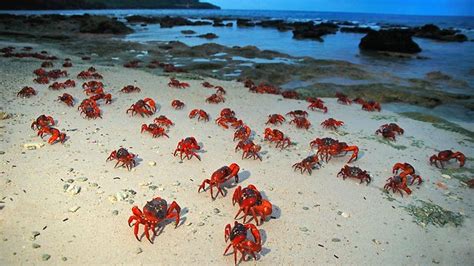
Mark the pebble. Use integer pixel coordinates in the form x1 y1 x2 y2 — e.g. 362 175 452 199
108 195 118 203
68 206 80 213
32 243 41 249
0 151 5 155
197 222 205 226
116 191 129 201
332 238 341 242
23 143 45 150
112 210 119 216
96 190 105 194
172 181 181 186
135 248 143 254
441 174 451 179
62 257 68 261
302 206 309 210
75 177 88 182
42 254 51 261
149 185 158 190
299 227 308 232
66 185 81 195
213 208 220 214
31 231 40 240
148 161 156 166
341 212 350 218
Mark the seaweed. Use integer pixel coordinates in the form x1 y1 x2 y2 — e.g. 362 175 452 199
404 200 464 227
371 114 398 122
400 112 474 142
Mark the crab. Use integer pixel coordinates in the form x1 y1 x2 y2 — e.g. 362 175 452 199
384 175 412 196
224 222 262 265
63 60 72 68
235 140 262 161
264 128 291 149
174 137 201 161
216 111 243 129
168 78 189 89
266 114 286 125
121 85 141 93
337 165 371 185
307 99 328 113
154 115 174 127
78 99 101 119
362 101 381 112
430 150 466 168
141 124 169 138
281 91 299 99
321 118 344 130
392 163 423 186
251 83 280 94
233 125 251 142
289 116 311 129
31 115 55 130
64 79 76 88
171 100 185 110
46 69 68 79
202 81 214 88
189 109 209 122
84 86 104 96
215 86 226 95
292 155 321 175
353 97 365 105
376 123 404 141
89 93 112 104
17 87 37 98
198 163 240 199
49 82 66 90
206 93 225 104
37 126 66 144
232 185 272 225
33 76 49 84
57 93 74 107
336 92 352 105
126 98 156 117
286 110 308 118
220 108 236 118
82 81 104 91
128 197 181 243
106 148 136 171
77 67 103 79
310 137 359 163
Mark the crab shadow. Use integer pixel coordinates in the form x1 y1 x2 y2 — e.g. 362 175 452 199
259 229 271 257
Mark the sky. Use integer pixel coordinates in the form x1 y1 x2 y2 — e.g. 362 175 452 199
207 0 474 16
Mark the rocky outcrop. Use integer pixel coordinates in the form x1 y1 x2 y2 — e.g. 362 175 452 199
414 24 467 42
79 15 132 34
359 29 421 53
197 33 218 39
292 22 339 41
159 16 211 28
237 19 255 27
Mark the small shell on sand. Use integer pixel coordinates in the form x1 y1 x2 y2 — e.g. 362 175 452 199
148 161 157 166
68 206 80 212
23 143 45 150
441 174 451 179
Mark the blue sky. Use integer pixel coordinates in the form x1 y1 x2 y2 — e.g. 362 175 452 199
208 0 474 16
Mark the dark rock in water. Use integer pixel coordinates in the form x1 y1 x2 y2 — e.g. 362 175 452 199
79 16 132 34
237 19 255 27
197 33 218 39
414 24 468 42
225 22 233 27
292 22 338 41
159 16 211 28
340 27 372 34
426 71 452 81
125 15 160 24
257 20 292 31
181 30 196 35
359 29 421 53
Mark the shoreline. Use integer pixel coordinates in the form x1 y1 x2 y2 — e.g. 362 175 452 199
0 37 473 264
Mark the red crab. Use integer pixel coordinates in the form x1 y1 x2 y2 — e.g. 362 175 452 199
189 109 209 122
224 222 262 265
171 100 185 110
106 148 136 171
78 99 101 119
310 137 359 163
289 116 311 129
128 197 181 243
353 97 365 105
252 83 280 94
384 175 412 196
63 60 72 68
127 98 156 117
123 60 141 68
281 91 299 99
49 82 65 90
266 114 285 125
292 155 321 175
220 108 235 118
141 124 169 138
216 111 243 129
215 86 226 95
308 99 328 113
47 69 68 79
33 76 49 84
198 163 240 199
89 93 112 104
264 128 291 149
233 125 251 142
376 123 404 141
153 115 174 128
321 118 344 130
286 110 308 117
82 81 104 91
57 93 74 107
430 150 465 168
31 115 55 130
362 101 381 112
168 78 189 89
337 165 371 185
84 86 104 96
64 79 76 88
37 126 66 144
202 81 214 88
174 137 201 161
392 163 423 186
77 67 103 79
206 93 225 104
235 140 262 161
336 92 352 105
121 85 141 93
17 87 37 98
232 185 273 225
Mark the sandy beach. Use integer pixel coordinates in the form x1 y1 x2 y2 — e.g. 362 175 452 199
0 39 473 265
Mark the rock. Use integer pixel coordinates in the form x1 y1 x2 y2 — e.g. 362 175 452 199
332 238 341 242
75 177 88 182
197 33 218 39
68 206 80 213
23 143 45 150
181 30 196 35
292 22 338 41
108 195 117 202
426 71 452 81
148 161 156 166
66 185 81 195
299 227 309 232
213 208 220 214
79 15 133 34
135 247 143 254
340 26 372 34
112 210 119 215
32 243 41 249
359 29 421 53
197 222 205 226
302 206 309 210
0 112 11 120
237 19 255 27
159 16 211 28
116 191 129 201
414 24 467 42
42 254 51 261
62 257 68 261
125 15 161 24
341 212 350 218
441 174 452 179
0 151 5 155
31 231 40 240
172 181 180 186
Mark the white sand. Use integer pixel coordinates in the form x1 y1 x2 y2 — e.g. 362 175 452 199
0 42 473 265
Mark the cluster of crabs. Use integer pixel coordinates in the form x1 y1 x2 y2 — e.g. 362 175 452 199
14 46 471 265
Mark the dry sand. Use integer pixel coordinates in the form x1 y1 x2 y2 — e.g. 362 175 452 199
0 41 473 265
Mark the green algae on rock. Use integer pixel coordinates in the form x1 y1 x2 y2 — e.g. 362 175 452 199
404 200 464 227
